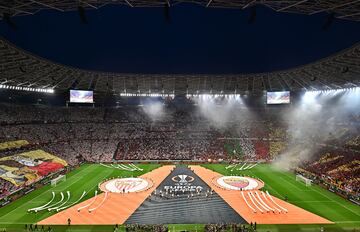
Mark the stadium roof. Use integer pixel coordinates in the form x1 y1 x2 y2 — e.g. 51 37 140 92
1 1 360 21
0 37 359 94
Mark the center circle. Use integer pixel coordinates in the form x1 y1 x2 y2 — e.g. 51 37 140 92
99 177 150 193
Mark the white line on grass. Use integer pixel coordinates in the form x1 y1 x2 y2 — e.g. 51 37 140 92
334 221 360 224
57 165 98 191
53 167 112 205
289 200 333 203
248 170 285 199
0 164 95 220
57 166 107 192
310 186 360 217
269 169 360 217
279 176 304 192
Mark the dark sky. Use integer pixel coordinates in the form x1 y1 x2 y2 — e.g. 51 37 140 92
0 4 360 74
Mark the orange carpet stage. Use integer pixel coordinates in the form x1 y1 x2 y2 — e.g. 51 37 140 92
190 165 333 225
39 165 174 225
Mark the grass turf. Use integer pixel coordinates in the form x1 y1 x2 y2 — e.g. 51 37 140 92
0 163 359 232
202 163 360 232
0 163 160 229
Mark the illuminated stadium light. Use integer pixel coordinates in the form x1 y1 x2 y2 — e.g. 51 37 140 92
303 87 360 104
306 87 359 93
0 84 54 93
302 91 320 103
120 92 174 98
186 93 241 98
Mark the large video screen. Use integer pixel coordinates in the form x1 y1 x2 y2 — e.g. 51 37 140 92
267 91 290 104
70 90 94 103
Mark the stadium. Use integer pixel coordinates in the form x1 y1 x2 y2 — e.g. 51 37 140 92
0 1 360 232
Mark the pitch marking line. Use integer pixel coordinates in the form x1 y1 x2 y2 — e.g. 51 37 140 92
0 164 95 220
310 187 360 217
248 170 285 199
289 200 333 203
271 170 360 217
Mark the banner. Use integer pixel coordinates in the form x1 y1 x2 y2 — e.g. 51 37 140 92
0 150 68 187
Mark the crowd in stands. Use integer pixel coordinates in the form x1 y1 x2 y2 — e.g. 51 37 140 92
1 104 278 163
0 179 17 199
115 139 225 161
0 103 359 199
300 148 359 194
204 223 257 232
124 224 168 232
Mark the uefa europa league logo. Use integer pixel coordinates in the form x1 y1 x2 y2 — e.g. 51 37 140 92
172 174 195 185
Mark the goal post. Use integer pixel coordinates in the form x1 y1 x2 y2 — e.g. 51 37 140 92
51 175 66 187
296 174 312 186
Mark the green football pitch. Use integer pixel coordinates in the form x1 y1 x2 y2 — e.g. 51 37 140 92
202 163 360 232
0 163 359 232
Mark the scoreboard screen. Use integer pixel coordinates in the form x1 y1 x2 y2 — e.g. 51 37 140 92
70 90 93 103
267 91 290 104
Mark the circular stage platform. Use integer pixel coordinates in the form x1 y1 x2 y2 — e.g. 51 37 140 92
215 176 264 190
99 177 152 193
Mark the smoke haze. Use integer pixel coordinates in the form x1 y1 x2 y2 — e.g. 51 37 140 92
273 88 360 170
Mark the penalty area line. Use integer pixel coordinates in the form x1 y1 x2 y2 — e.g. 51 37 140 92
248 170 285 199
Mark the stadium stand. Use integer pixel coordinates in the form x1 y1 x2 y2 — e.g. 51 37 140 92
0 103 359 201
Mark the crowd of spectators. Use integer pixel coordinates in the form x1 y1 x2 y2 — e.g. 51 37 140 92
0 179 17 199
300 149 359 195
1 103 359 162
0 103 359 199
114 138 225 160
204 223 256 232
124 224 168 232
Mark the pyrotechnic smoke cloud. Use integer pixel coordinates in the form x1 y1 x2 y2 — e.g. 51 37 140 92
142 99 165 121
194 96 253 130
273 88 360 170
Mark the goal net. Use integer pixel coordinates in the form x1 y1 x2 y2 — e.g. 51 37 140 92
296 174 312 186
51 175 66 187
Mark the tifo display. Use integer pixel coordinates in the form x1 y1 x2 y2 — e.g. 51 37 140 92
0 150 67 187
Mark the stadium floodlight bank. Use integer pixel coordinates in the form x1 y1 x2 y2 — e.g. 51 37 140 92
296 174 312 186
51 175 66 187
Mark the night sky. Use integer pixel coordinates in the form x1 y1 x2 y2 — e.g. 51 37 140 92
0 4 360 74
